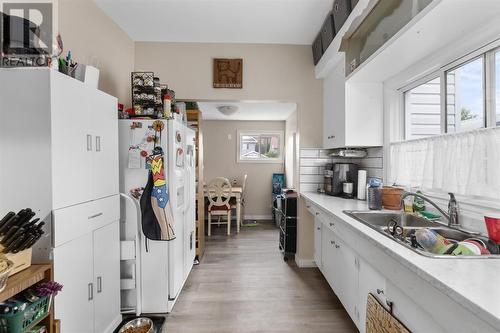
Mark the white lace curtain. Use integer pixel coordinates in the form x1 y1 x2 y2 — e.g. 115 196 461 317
390 127 500 200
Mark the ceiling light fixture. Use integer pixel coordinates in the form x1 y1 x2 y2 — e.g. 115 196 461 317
217 105 239 116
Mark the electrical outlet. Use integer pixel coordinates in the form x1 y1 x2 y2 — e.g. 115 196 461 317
227 134 232 140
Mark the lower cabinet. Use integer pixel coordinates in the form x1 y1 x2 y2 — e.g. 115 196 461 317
313 218 322 268
356 258 387 332
54 220 120 333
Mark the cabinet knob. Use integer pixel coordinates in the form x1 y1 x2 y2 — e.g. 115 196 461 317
306 205 311 208
335 244 340 249
315 212 320 216
330 240 335 245
377 288 384 295
329 222 334 227
88 283 94 301
317 227 321 230
97 276 102 293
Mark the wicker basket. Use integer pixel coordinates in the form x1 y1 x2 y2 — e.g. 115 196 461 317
0 260 14 292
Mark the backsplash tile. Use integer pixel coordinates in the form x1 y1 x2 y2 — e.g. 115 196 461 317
299 147 384 193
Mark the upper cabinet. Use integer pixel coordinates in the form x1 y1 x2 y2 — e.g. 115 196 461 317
323 55 383 149
0 68 119 210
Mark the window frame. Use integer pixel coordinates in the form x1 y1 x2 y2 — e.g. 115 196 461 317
400 39 500 140
237 130 284 164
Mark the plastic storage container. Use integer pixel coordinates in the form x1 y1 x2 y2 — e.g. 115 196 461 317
0 296 50 333
368 187 382 210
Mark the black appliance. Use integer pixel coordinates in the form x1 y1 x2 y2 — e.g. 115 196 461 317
274 190 297 261
325 163 358 197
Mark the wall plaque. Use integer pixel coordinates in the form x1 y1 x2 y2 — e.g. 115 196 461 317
213 58 243 89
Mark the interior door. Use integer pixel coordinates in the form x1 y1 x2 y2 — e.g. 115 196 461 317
93 221 120 333
91 89 119 200
51 73 93 209
314 218 322 269
53 233 94 333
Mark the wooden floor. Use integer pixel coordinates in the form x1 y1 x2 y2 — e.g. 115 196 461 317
162 222 358 333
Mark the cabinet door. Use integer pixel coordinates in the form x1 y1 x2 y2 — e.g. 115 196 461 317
323 59 346 149
93 221 120 333
332 235 357 321
320 227 337 290
90 89 119 200
314 218 322 268
51 74 93 209
357 258 386 332
53 233 94 333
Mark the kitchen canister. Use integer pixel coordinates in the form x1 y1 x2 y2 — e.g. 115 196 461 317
368 187 382 210
357 170 367 200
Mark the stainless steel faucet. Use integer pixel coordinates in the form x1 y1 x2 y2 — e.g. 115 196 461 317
401 191 460 228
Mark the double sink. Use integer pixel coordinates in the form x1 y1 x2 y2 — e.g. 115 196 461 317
344 211 499 258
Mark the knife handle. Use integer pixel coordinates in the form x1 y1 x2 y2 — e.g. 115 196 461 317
5 235 25 254
0 212 15 228
0 216 18 235
3 227 24 248
1 226 19 245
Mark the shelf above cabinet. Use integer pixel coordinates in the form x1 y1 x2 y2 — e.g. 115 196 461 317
346 0 500 84
315 0 380 79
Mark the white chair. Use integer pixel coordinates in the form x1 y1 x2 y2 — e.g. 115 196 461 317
231 174 247 226
207 177 233 236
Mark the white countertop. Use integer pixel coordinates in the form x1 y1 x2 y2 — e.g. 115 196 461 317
301 191 500 329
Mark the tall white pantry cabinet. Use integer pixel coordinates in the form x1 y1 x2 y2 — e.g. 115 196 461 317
0 68 121 333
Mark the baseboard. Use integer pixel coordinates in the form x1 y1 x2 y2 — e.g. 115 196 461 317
295 258 317 268
243 214 273 221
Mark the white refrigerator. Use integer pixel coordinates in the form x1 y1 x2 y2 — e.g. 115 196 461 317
118 117 196 314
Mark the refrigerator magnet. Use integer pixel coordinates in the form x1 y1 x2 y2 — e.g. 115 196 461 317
176 148 184 167
152 120 165 132
128 148 142 169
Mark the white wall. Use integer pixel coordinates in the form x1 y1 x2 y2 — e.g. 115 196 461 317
135 42 323 261
59 0 135 106
203 120 285 219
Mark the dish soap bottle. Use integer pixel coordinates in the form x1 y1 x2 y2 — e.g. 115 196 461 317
413 190 426 212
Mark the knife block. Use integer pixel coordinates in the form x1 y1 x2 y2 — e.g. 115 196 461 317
2 248 32 276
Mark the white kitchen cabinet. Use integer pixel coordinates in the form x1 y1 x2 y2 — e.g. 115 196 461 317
322 56 383 149
91 90 119 201
53 233 94 333
0 68 119 211
321 227 336 289
356 258 387 332
54 219 120 333
93 221 121 333
314 218 322 268
51 74 94 208
385 280 445 333
330 233 358 320
0 68 121 333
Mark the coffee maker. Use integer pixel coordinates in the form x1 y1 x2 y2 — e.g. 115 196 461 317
324 163 358 198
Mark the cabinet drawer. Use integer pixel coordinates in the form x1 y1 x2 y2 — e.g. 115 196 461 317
53 195 119 247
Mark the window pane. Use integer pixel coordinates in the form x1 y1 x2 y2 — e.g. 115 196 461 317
404 77 441 140
495 52 500 125
240 135 260 159
259 135 280 158
446 57 484 133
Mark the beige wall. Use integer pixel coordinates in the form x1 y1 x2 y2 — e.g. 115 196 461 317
203 120 284 219
58 0 135 106
134 42 322 261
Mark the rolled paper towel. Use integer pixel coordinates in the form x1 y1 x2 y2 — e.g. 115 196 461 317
357 170 367 200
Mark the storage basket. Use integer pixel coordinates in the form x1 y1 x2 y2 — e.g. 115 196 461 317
0 295 51 333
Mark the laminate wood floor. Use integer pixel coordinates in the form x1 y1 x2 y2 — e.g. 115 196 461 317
162 222 358 333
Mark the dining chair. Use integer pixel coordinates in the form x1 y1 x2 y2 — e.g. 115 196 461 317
231 174 247 225
207 177 233 236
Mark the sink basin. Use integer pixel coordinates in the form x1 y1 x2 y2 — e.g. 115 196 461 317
345 211 443 228
344 210 500 259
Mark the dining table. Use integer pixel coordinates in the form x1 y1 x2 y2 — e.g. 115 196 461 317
204 185 243 233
